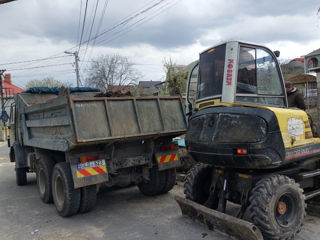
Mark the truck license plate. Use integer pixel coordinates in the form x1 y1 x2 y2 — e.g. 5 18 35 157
76 160 107 178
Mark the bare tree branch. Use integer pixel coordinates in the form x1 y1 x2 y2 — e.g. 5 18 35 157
86 54 141 91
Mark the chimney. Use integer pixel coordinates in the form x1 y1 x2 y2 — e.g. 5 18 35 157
4 73 11 84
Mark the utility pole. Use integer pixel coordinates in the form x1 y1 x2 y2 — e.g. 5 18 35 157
0 69 9 143
64 51 80 87
0 70 6 118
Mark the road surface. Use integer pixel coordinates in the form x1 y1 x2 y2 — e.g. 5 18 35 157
0 142 319 240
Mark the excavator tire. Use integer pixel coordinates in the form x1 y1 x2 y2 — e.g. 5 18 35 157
184 164 218 208
248 175 305 240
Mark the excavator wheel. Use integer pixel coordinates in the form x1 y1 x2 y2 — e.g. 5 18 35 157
248 175 305 240
184 164 219 208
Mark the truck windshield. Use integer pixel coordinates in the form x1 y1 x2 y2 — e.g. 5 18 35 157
197 44 226 99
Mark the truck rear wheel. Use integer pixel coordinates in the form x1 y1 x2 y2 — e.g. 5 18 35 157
248 175 305 240
184 164 218 207
161 168 176 194
36 156 54 203
52 162 80 217
79 185 97 214
16 167 27 186
138 168 166 196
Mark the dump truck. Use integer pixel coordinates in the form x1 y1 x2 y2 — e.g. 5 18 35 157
175 41 320 240
8 87 186 217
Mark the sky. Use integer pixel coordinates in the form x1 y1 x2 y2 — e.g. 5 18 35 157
0 0 319 88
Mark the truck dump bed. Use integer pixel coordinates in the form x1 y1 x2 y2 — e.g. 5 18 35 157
16 88 187 152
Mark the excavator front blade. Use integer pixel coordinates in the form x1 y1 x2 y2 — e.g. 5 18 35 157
175 196 263 240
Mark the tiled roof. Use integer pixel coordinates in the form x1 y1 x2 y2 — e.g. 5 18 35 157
305 48 320 57
138 81 162 88
2 80 25 97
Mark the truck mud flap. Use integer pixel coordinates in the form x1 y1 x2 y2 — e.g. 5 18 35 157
71 159 109 188
155 151 181 171
175 196 263 240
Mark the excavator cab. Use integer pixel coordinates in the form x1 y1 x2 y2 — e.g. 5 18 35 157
186 41 287 115
177 41 320 240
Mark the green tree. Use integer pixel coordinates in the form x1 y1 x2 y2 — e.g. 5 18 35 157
26 77 64 89
161 59 188 96
85 54 141 92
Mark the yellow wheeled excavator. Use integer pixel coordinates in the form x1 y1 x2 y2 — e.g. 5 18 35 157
176 41 320 240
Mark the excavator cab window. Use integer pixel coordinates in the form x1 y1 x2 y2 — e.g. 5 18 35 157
236 46 286 107
197 44 226 99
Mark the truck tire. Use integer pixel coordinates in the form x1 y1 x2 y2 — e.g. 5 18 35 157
161 168 176 194
184 164 219 208
138 168 166 196
52 162 80 217
248 175 306 240
16 167 27 186
36 156 54 203
79 185 97 214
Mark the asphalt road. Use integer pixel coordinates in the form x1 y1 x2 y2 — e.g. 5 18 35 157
0 142 319 240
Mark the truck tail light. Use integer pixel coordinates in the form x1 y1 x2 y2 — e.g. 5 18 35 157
236 148 248 155
80 155 99 163
161 144 177 152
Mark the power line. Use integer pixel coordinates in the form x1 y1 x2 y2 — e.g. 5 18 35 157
7 63 73 71
60 0 170 60
4 0 178 76
76 0 83 43
81 0 171 71
80 0 179 78
95 1 175 46
82 0 109 70
75 0 166 57
78 0 89 51
0 55 68 66
92 0 109 47
81 0 100 67
87 0 166 45
12 71 75 79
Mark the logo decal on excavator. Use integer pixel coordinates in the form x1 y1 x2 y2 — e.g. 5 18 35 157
226 59 234 86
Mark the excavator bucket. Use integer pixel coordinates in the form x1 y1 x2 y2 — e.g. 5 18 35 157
175 196 263 240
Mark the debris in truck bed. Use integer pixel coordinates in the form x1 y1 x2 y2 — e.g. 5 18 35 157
26 86 100 94
95 90 133 97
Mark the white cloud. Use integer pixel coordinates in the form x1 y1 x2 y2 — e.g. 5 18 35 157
0 0 319 88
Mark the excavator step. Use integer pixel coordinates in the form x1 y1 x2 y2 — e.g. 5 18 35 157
175 195 263 240
305 189 320 200
296 169 320 181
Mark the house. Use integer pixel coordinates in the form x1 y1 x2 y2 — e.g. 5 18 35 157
2 73 25 112
288 58 304 68
0 73 25 140
304 48 320 72
137 81 163 96
107 85 135 93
